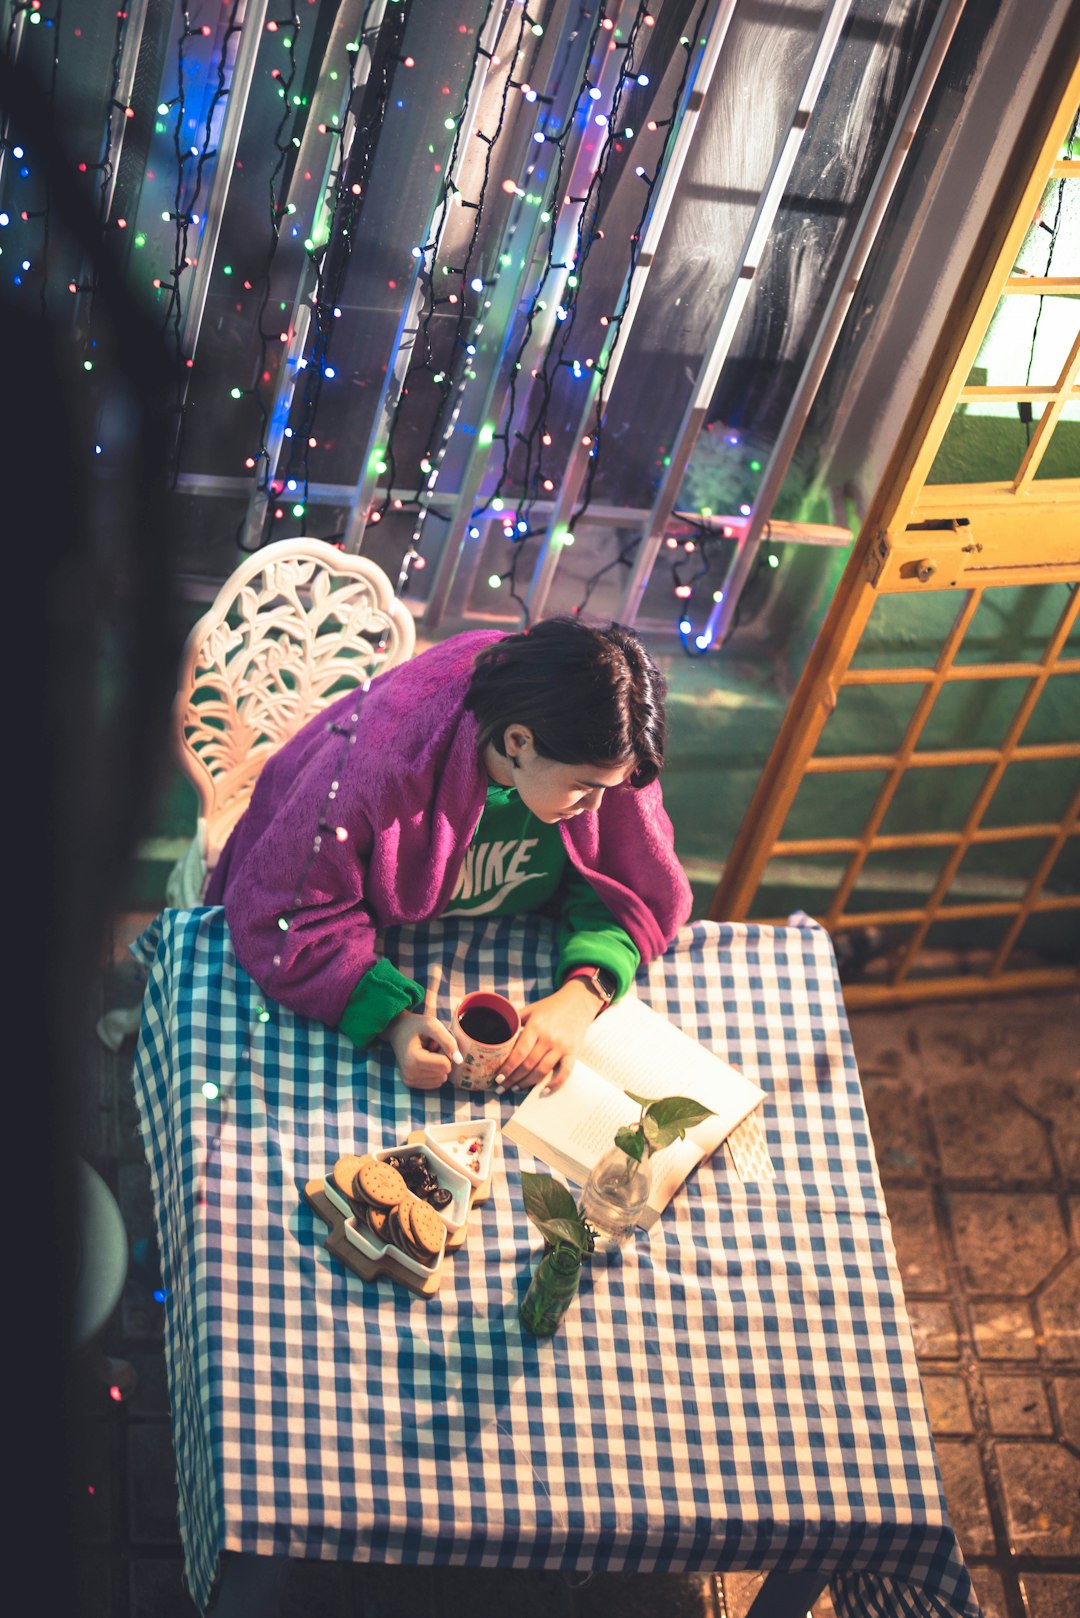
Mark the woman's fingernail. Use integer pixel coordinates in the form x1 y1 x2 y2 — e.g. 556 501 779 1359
452 1049 463 1065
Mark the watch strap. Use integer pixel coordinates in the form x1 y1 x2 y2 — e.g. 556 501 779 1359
563 964 616 1005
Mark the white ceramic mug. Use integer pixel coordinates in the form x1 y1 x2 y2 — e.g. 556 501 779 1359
451 992 520 1091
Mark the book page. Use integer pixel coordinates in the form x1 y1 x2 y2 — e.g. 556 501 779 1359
502 1062 639 1183
646 1134 704 1217
581 994 765 1134
502 994 767 1224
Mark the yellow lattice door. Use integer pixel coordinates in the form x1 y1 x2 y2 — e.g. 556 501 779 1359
710 53 1080 1007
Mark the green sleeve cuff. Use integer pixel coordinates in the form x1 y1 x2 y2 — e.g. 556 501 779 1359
556 872 640 1001
337 958 425 1049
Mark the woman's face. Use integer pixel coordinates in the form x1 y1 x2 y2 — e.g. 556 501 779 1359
488 726 635 823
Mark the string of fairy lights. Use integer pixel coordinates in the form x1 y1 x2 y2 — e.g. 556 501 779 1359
95 8 130 222
481 0 649 618
7 2 871 656
362 2 683 613
240 3 305 523
242 3 397 541
1021 107 1078 446
473 0 723 629
364 0 552 592
1 2 768 650
160 3 245 392
37 0 62 315
274 1 409 532
365 0 504 528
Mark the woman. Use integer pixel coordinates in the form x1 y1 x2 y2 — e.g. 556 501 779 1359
207 617 692 1091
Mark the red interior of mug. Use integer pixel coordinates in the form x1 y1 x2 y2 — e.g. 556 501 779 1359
454 991 520 1046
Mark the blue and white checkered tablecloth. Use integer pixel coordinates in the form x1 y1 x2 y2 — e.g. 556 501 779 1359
131 906 981 1618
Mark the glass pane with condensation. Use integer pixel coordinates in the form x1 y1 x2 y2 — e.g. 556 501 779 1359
1007 906 1080 972
960 292 1080 395
1032 400 1080 479
838 846 952 915
778 769 887 843
1025 672 1080 746
849 590 967 672
927 400 1055 486
1046 831 1080 899
904 914 1014 977
951 836 1056 900
979 758 1080 829
1014 176 1080 278
749 854 845 924
815 681 923 757
917 677 1036 752
953 582 1072 664
878 763 989 837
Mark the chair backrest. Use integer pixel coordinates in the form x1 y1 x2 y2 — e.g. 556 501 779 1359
173 536 415 878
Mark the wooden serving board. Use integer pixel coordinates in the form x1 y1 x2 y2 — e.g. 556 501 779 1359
305 1130 491 1297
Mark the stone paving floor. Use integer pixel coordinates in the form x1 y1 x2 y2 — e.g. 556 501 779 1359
72 924 1079 1618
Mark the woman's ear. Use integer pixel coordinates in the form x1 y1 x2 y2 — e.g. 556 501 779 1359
504 724 534 762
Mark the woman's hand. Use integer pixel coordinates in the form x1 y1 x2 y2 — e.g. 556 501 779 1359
499 980 601 1092
384 1009 462 1090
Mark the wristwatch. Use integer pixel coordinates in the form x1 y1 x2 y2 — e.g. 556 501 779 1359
563 964 618 1007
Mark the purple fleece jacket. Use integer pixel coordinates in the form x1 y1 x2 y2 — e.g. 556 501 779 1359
206 629 692 1028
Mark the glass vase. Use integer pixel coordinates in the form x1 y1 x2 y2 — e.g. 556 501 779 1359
519 1245 582 1337
580 1144 652 1249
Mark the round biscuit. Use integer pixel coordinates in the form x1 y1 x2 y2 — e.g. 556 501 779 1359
356 1159 407 1209
409 1198 445 1257
331 1154 367 1197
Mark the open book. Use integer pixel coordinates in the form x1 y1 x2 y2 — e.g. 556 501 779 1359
502 993 765 1225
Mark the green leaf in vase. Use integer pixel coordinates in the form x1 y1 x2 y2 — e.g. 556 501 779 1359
614 1124 646 1161
520 1172 590 1254
533 1216 592 1252
641 1096 716 1152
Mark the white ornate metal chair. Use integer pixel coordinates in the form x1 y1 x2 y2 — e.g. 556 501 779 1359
98 537 415 1050
167 536 415 907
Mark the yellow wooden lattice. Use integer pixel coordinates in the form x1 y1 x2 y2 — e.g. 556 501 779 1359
710 52 1080 1006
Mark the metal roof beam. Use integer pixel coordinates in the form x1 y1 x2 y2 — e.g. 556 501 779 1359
695 0 970 649
523 0 740 622
615 0 855 628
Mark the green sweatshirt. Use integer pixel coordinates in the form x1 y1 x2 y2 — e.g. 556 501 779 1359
337 781 639 1048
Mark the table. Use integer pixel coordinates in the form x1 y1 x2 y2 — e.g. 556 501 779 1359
131 906 982 1618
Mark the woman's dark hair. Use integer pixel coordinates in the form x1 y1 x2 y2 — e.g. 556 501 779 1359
464 617 667 787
